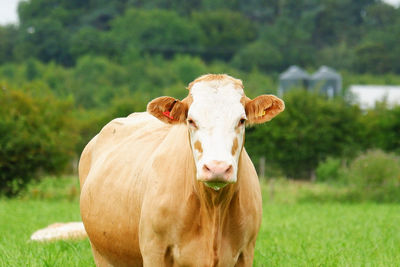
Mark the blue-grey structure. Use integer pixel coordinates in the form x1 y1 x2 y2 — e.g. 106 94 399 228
278 65 310 97
278 65 342 98
309 66 342 97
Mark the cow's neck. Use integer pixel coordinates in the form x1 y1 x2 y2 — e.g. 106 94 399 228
186 165 241 265
191 179 239 238
196 182 237 212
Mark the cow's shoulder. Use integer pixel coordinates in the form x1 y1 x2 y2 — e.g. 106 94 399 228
92 112 165 153
99 112 163 141
79 112 170 186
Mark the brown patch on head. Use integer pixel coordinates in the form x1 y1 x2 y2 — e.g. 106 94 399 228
194 140 203 157
187 74 243 91
231 137 239 156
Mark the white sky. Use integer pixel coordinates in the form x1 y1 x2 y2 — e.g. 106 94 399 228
0 0 21 25
384 0 400 6
0 0 399 25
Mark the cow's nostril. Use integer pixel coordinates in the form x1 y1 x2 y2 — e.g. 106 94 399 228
203 164 211 172
225 165 233 175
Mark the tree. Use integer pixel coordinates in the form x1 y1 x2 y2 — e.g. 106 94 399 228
363 2 397 30
69 27 111 59
354 8 400 73
361 104 400 154
192 10 257 60
14 18 73 66
354 42 392 74
71 56 129 108
232 41 283 72
109 9 201 58
0 25 18 64
259 13 317 69
312 0 376 47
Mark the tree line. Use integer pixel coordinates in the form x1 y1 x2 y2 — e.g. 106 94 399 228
1 0 400 73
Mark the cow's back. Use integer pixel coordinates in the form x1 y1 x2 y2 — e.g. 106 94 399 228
79 112 172 266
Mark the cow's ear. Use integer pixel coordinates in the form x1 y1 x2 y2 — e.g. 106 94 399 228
245 95 284 124
147 96 188 124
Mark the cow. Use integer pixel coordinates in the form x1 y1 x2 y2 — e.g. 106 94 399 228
79 74 285 266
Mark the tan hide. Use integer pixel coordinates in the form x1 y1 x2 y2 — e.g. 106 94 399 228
79 112 262 267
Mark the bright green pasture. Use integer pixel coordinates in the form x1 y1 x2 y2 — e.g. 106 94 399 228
254 203 400 266
1 178 400 266
0 199 94 266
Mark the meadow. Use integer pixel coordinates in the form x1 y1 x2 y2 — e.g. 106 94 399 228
1 177 399 267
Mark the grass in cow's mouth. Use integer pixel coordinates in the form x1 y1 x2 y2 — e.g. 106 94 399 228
204 181 228 190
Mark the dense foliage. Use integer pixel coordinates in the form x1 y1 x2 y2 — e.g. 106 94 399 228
0 88 77 195
0 0 399 73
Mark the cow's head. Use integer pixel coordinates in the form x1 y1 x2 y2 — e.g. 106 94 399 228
148 74 284 190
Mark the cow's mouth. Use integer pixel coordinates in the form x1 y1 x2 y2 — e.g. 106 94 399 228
204 181 228 191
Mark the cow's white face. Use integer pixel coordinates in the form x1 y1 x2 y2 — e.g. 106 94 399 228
187 80 245 190
147 74 285 191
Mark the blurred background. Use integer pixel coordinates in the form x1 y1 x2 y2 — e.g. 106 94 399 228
2 1 400 266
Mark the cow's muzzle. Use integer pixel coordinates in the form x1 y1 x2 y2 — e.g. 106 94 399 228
198 160 234 190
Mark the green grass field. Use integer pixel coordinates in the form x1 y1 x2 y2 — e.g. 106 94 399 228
1 177 400 266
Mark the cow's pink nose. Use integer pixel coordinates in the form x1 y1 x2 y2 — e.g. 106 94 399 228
202 160 233 181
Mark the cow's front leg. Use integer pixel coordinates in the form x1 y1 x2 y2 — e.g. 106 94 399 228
139 212 174 267
234 242 257 267
140 236 173 267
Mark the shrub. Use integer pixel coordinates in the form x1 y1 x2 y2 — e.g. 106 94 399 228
342 150 400 202
360 104 400 155
19 176 80 201
316 157 343 183
0 89 78 196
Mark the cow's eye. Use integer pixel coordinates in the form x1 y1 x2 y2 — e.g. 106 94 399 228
238 118 246 126
188 118 197 128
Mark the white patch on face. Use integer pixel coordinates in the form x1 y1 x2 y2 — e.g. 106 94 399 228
187 80 246 187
